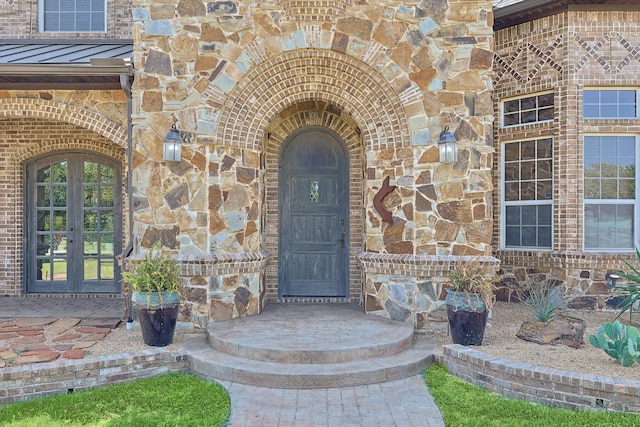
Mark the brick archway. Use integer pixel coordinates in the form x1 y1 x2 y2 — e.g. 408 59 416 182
0 98 127 148
216 49 411 153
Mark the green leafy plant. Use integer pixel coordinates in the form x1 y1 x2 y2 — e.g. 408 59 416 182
588 320 640 367
518 279 567 322
614 247 640 323
121 243 182 308
449 258 497 312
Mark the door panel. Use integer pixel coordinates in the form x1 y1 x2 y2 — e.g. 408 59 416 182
26 153 122 294
279 128 349 298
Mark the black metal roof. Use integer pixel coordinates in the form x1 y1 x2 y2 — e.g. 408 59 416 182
0 39 133 90
494 0 640 30
0 39 132 65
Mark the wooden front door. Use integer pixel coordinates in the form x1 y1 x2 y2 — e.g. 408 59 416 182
279 127 349 298
25 153 122 293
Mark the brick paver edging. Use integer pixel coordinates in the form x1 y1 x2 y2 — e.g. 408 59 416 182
440 344 640 413
0 350 190 405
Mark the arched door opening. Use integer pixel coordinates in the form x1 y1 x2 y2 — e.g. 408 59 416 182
278 127 349 298
25 152 123 293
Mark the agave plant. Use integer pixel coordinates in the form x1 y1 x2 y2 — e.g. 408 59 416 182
615 247 640 323
517 278 567 322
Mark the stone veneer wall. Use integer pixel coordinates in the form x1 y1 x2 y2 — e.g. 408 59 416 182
131 0 495 329
0 95 128 296
492 7 640 309
442 345 640 413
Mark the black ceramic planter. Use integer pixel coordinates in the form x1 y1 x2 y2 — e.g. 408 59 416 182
445 289 489 346
138 305 179 346
446 307 488 346
134 292 180 347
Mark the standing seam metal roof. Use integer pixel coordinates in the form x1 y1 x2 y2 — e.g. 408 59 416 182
0 40 132 65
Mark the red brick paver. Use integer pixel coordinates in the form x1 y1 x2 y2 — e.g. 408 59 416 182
0 317 121 366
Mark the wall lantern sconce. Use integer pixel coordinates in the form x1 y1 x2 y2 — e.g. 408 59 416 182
438 126 458 163
605 271 620 289
163 125 182 162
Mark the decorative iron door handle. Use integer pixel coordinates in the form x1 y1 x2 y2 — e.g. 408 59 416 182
338 233 345 248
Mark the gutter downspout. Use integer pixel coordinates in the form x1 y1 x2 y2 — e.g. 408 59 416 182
120 73 134 327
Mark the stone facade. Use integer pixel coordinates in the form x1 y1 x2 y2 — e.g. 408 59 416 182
492 6 640 309
130 0 496 329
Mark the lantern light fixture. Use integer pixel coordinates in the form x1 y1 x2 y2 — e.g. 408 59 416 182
163 125 182 162
438 125 458 163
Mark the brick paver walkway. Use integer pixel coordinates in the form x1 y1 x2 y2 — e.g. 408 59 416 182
0 317 120 367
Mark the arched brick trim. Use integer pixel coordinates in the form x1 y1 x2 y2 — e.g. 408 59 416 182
0 98 127 148
15 139 126 164
263 101 364 302
216 50 411 152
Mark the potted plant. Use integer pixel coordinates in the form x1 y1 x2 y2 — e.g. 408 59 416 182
445 258 497 346
122 244 182 347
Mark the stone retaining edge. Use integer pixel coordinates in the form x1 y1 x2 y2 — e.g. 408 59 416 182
0 350 190 405
439 344 640 413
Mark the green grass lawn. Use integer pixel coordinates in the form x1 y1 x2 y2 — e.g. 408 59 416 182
425 364 639 427
0 374 230 427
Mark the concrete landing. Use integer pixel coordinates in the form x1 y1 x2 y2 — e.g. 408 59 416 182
185 304 438 389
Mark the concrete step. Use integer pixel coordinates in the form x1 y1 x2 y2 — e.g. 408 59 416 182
185 334 437 389
206 313 416 364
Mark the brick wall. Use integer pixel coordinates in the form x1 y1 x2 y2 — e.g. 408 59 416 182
441 345 640 413
492 7 640 306
0 349 189 405
0 0 132 39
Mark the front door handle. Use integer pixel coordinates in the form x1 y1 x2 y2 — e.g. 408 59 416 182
338 233 345 248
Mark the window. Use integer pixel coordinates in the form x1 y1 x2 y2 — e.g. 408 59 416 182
502 93 554 127
503 138 553 249
583 135 637 250
584 90 638 119
40 0 106 32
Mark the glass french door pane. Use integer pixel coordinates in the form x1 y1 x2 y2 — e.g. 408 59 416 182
100 186 114 207
85 185 98 207
52 162 67 183
101 165 114 182
52 258 68 281
84 233 98 255
84 258 98 280
100 258 115 280
100 212 114 231
101 234 115 256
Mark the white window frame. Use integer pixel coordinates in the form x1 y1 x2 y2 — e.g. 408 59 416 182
501 137 554 251
39 0 107 33
500 91 554 128
583 88 640 120
583 134 640 252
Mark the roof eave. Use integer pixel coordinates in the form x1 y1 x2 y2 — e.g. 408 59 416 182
493 0 558 20
0 63 133 76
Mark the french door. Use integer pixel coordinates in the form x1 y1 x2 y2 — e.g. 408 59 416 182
25 153 122 293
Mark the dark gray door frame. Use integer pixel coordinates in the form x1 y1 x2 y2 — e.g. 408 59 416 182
24 152 122 294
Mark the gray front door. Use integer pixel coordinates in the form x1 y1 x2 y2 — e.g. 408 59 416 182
25 153 122 293
279 127 349 298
